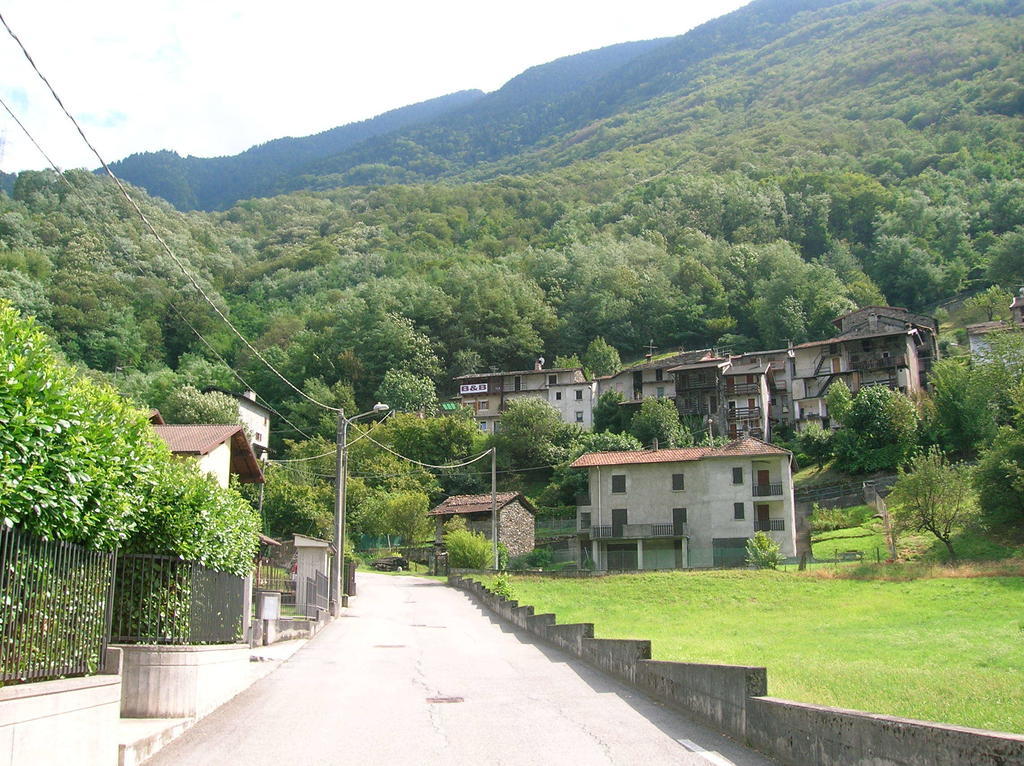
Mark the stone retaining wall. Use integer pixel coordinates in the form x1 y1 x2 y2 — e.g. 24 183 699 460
449 575 1024 766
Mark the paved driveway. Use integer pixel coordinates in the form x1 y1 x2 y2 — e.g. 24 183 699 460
148 572 775 765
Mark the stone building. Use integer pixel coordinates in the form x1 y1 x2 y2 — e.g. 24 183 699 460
428 492 536 559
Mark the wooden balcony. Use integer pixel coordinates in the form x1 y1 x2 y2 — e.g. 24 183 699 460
726 407 761 421
724 382 760 395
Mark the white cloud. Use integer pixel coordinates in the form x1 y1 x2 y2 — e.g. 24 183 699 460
0 0 749 173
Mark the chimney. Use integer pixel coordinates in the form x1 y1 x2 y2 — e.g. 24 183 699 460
243 390 257 402
868 312 878 332
651 438 659 451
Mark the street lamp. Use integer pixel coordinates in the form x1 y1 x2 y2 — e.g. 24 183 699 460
330 402 389 615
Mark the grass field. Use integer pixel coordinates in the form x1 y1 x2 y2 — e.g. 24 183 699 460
485 569 1024 733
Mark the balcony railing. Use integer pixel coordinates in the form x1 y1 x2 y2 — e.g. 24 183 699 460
849 353 907 371
724 382 760 395
676 378 717 390
589 524 678 539
678 404 715 416
754 519 786 532
727 407 761 420
752 483 783 497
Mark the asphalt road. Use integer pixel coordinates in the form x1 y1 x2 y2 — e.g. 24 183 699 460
148 572 775 766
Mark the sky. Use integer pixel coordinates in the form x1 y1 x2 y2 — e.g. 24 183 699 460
0 0 750 174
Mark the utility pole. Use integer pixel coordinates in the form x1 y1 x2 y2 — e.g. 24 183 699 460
490 447 498 570
330 410 346 616
330 403 389 617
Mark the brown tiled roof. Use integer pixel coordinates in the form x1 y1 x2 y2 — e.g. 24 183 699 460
570 437 790 468
153 424 264 483
454 368 581 380
791 328 910 350
966 321 1008 335
428 492 535 516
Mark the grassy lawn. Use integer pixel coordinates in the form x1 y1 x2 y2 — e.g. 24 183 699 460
489 569 1024 733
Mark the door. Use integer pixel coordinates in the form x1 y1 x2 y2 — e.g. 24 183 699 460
712 538 748 568
757 504 770 531
757 469 770 486
612 509 627 538
672 507 686 536
632 371 644 399
831 357 841 373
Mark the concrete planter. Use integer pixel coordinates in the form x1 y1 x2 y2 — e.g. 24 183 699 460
0 648 121 766
115 643 252 719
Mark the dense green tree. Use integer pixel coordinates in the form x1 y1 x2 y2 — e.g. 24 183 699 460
929 358 998 458
582 337 621 378
974 427 1024 532
375 369 439 415
963 286 1012 323
593 390 629 434
825 379 854 425
161 385 240 425
832 386 919 474
629 398 689 449
494 398 578 469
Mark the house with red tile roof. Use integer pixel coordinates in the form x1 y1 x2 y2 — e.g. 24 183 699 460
570 436 796 570
153 424 264 488
428 492 536 559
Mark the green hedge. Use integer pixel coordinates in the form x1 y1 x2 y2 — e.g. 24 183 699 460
0 302 258 575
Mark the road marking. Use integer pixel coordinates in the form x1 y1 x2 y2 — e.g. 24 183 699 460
677 739 737 766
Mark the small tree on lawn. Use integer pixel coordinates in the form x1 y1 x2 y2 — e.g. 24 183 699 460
889 448 979 562
745 531 783 569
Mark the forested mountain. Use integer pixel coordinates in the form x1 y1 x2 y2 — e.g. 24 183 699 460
106 89 485 211
1 0 1023 451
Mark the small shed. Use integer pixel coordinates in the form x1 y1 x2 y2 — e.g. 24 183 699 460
428 492 536 559
293 534 333 612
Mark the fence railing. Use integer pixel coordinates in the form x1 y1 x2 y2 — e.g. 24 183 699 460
1 526 116 685
305 571 329 617
755 519 786 532
110 554 244 645
254 563 297 607
752 483 783 497
536 520 577 537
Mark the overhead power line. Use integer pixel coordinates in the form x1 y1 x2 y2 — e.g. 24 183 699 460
0 11 338 415
0 91 313 440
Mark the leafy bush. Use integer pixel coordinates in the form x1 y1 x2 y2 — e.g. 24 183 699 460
0 302 258 574
442 517 492 569
508 546 554 570
488 572 515 600
745 531 784 569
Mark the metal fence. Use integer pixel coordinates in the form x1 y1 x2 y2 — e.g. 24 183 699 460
110 554 244 644
304 571 329 617
253 562 296 608
0 525 116 684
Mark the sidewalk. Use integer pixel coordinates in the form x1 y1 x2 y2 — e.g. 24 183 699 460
117 637 310 766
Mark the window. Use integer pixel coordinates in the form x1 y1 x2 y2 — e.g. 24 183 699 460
575 411 584 423
514 376 522 392
555 391 562 400
548 374 557 385
478 422 488 432
580 512 591 529
732 467 743 484
493 422 501 433
575 389 583 400
611 474 626 493
478 400 489 411
655 368 664 382
734 502 745 520
672 473 685 491
673 507 687 533
656 386 665 398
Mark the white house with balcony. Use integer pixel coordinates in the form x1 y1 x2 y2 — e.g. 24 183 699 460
570 437 796 570
454 361 591 432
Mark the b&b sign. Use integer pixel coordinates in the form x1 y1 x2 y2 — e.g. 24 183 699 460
460 383 488 395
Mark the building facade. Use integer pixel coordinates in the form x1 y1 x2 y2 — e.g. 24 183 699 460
572 437 796 570
454 363 590 433
428 492 536 559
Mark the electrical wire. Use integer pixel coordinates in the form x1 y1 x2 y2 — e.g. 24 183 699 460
0 96 313 440
1 11 339 414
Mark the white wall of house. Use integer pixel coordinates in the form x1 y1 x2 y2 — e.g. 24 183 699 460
580 454 796 569
548 381 596 430
197 441 232 488
236 396 270 451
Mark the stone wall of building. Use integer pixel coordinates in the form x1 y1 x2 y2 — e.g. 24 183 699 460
499 501 535 558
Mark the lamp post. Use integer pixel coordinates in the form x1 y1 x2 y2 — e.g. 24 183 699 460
330 402 389 616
